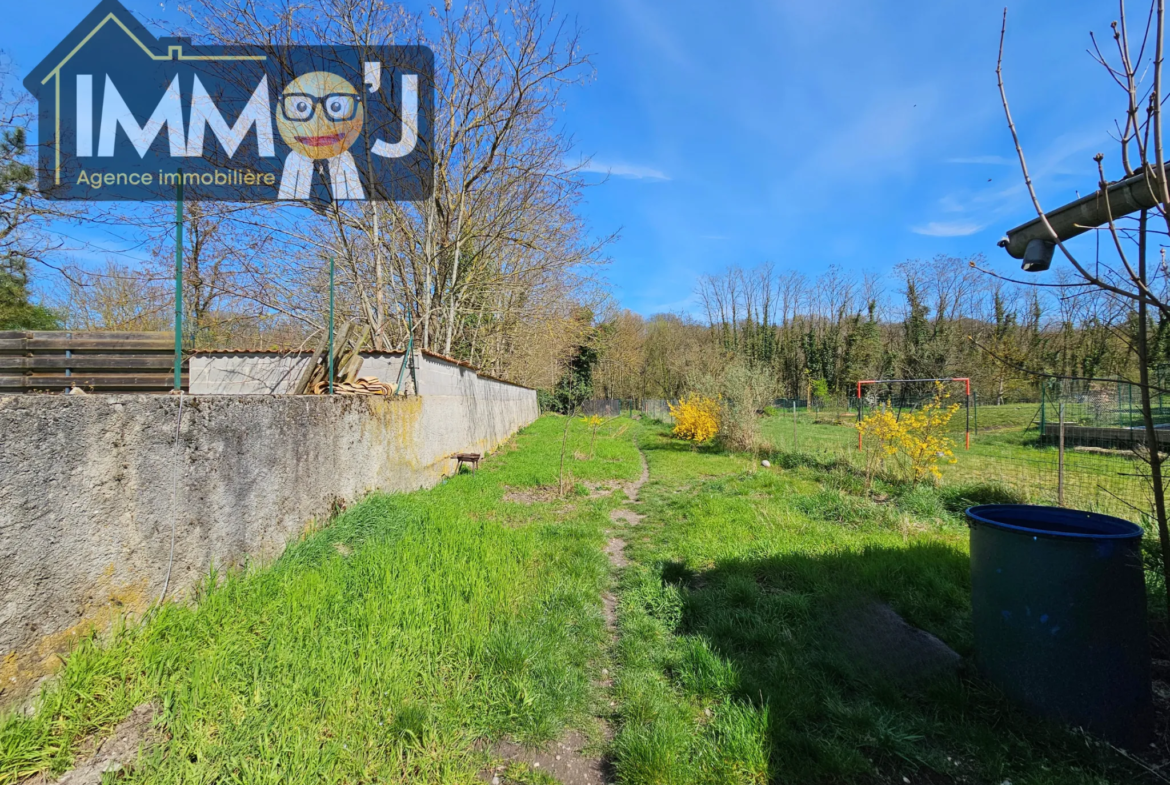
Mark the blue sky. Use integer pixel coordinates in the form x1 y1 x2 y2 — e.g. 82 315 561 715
2 0 1135 315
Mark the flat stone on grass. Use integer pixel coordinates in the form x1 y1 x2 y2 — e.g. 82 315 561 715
830 601 960 689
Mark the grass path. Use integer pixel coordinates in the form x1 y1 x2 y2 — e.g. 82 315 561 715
480 438 650 785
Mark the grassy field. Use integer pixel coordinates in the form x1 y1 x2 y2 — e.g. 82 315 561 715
759 403 1154 523
606 421 1164 785
1 414 1164 784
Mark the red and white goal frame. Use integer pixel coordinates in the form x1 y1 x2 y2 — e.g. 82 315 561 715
855 377 971 451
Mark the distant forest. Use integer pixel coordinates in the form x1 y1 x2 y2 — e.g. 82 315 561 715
571 254 1167 406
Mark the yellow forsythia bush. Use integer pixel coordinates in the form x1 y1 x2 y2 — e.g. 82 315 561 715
857 384 960 482
669 393 720 443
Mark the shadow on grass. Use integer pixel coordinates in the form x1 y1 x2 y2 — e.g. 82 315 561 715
637 544 1158 784
644 438 727 456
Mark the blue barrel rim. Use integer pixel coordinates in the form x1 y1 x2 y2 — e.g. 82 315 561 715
966 504 1142 540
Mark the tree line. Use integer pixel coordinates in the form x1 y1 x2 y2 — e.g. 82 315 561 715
558 254 1166 407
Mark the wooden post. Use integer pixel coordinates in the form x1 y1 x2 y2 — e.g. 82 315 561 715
1058 401 1066 507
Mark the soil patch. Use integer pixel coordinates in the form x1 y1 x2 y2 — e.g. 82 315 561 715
604 538 628 568
502 485 561 504
608 509 643 526
623 450 650 501
580 481 617 499
26 703 163 785
478 731 608 785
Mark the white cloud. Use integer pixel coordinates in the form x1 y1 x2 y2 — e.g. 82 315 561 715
910 220 985 237
580 160 670 181
946 154 1014 165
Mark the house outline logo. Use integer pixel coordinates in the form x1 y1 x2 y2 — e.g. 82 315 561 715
23 0 434 202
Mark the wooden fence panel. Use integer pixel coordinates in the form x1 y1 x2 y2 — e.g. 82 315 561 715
0 331 185 393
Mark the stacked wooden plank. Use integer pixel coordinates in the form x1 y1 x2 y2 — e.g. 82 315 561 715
293 323 397 396
309 377 396 396
0 331 183 393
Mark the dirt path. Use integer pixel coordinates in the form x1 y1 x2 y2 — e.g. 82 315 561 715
480 441 648 785
23 703 162 785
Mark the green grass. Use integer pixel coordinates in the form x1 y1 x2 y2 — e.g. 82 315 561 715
2 414 1161 784
608 422 1160 784
0 416 641 784
760 405 1153 521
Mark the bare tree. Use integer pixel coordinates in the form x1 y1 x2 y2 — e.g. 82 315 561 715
997 3 1170 608
169 0 609 382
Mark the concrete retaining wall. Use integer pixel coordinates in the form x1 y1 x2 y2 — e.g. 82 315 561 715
0 377 537 699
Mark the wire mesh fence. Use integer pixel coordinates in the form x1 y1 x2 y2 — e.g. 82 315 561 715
573 381 1165 524
761 387 1164 524
579 398 677 421
640 398 676 423
581 398 624 417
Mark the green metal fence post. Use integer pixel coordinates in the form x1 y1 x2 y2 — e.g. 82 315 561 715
174 170 183 392
1039 384 1046 446
328 256 335 396
1118 382 1124 429
396 308 413 394
1128 383 1134 429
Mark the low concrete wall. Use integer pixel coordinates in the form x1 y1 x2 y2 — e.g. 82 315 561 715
0 382 537 699
189 350 496 396
1041 423 1170 449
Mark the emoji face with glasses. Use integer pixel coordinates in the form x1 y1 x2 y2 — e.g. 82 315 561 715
276 71 364 161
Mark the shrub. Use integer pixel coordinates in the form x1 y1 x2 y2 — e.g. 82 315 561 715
714 362 775 452
857 384 960 484
669 394 720 443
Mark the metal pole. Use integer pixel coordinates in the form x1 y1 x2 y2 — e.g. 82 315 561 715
966 392 971 450
857 381 863 451
792 401 798 451
1039 385 1046 445
328 256 335 395
1058 401 1066 507
396 308 414 395
174 170 183 392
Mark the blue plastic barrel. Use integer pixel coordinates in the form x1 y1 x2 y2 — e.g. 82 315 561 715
966 504 1153 748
